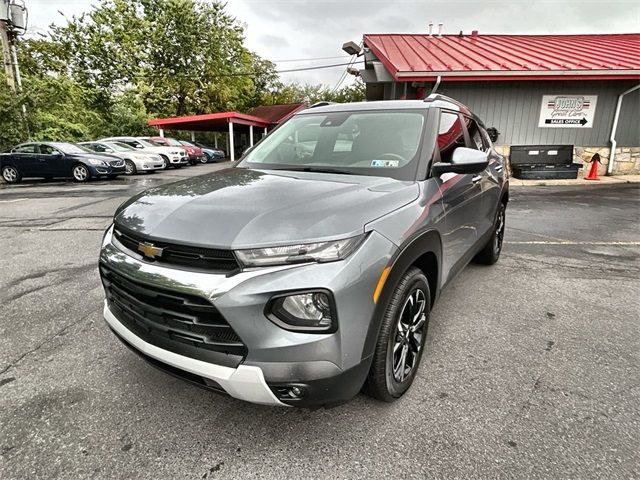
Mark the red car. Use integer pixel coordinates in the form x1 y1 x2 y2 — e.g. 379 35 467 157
145 137 205 165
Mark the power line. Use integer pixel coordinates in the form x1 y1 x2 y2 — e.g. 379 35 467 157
272 55 347 63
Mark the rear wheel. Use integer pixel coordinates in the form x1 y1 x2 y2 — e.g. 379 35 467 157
2 165 21 183
474 203 506 265
124 159 137 175
200 155 209 164
72 163 90 182
364 267 430 402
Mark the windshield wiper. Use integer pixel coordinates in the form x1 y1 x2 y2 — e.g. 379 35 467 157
283 167 353 175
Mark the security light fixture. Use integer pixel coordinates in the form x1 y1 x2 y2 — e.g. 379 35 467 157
342 41 361 56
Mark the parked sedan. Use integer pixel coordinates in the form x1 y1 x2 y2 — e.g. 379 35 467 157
0 142 125 183
80 141 164 175
193 141 226 162
143 137 205 165
99 137 188 169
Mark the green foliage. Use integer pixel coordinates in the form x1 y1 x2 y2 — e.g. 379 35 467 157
0 0 365 151
0 76 24 151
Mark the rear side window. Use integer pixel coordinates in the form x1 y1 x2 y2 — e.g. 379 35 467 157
13 144 37 154
437 112 465 163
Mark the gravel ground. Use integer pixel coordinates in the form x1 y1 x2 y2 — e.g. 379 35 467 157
1 166 638 479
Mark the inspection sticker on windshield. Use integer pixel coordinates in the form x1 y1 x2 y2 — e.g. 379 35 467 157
371 159 399 168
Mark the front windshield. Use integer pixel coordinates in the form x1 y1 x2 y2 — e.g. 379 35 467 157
106 142 134 152
179 140 195 147
238 111 425 180
52 143 92 154
166 138 183 146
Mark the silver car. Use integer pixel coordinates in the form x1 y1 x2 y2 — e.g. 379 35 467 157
99 136 188 169
80 141 165 175
99 95 509 407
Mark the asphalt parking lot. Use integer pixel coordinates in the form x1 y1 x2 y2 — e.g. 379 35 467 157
1 166 638 479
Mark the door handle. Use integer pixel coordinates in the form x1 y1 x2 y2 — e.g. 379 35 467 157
471 175 482 183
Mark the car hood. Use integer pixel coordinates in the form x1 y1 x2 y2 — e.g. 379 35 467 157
114 168 419 249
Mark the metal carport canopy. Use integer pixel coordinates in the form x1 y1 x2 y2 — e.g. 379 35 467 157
148 112 270 161
148 112 270 131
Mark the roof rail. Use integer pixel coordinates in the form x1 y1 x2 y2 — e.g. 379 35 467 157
309 101 336 108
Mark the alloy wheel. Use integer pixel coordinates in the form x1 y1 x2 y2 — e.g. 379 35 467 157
2 166 18 183
73 165 88 182
393 288 427 382
125 160 135 175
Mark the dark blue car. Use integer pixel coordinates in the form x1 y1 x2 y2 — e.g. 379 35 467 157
0 142 126 183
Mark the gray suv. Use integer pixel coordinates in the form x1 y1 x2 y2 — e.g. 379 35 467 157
99 95 508 407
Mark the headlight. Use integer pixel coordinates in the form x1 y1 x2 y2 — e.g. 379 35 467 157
235 235 365 267
133 154 147 161
88 158 107 166
267 290 336 333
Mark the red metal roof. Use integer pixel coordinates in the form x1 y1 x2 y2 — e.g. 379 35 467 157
363 33 640 82
249 103 305 124
148 112 270 131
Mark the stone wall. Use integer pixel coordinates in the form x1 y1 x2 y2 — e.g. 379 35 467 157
493 145 640 176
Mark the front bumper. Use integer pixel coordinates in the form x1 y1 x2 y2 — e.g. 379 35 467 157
99 228 396 407
91 165 125 176
104 301 285 405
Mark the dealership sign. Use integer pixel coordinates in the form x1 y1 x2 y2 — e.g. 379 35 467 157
538 95 597 128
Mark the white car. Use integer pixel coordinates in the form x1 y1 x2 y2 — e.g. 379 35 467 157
80 141 165 175
99 137 188 169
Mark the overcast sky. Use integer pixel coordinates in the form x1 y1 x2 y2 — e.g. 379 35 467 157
27 0 640 87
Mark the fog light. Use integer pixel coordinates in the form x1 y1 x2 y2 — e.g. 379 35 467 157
268 290 337 333
290 386 303 398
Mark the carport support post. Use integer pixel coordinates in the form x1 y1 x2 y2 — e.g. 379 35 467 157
249 125 254 147
214 134 218 149
263 127 268 137
159 128 165 138
228 121 235 161
190 131 195 142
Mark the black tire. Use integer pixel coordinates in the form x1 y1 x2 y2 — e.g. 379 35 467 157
159 155 170 170
364 267 431 402
473 202 506 265
200 155 209 164
124 159 137 175
71 163 91 182
2 165 22 183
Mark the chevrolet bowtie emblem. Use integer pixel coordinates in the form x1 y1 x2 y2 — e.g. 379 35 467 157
138 242 163 260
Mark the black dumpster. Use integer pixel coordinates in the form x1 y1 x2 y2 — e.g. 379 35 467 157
510 145 581 180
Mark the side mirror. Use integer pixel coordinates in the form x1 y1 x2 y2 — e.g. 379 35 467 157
104 148 114 153
135 144 143 149
431 147 489 176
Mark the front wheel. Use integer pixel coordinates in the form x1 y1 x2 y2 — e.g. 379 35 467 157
124 159 137 175
473 203 506 265
200 155 209 164
364 267 430 402
2 165 22 183
72 164 91 182
159 155 170 170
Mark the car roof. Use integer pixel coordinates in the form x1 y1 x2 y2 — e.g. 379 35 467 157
296 94 473 117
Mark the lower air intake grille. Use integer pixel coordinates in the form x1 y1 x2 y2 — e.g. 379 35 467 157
100 263 246 368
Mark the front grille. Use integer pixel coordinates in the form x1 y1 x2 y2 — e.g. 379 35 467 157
113 227 240 272
100 263 246 367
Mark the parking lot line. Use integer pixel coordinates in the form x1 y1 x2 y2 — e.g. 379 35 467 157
505 240 640 245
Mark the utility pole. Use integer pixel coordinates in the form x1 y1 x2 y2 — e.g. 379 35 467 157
0 16 16 91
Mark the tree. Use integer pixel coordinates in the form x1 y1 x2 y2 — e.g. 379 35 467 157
263 81 366 106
